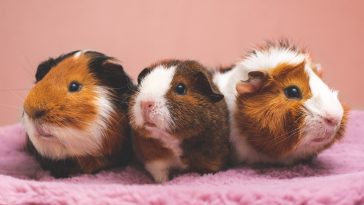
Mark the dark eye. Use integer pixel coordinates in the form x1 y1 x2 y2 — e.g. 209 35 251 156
284 85 302 99
68 81 82 92
175 83 187 95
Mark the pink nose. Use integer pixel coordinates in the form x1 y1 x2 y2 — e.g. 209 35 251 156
140 101 155 111
323 116 340 127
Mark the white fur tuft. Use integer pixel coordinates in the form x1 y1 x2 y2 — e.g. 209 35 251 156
73 50 92 59
241 47 306 73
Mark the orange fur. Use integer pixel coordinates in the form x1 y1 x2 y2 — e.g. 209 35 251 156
24 55 98 130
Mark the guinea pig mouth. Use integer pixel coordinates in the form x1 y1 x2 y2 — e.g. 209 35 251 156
142 112 157 128
34 126 55 138
311 137 327 143
311 131 334 144
144 122 157 128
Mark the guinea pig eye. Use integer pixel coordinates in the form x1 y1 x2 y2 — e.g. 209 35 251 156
68 81 82 92
175 83 187 95
284 85 302 99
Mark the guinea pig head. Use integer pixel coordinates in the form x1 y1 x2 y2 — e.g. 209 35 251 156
23 50 133 159
235 46 347 160
130 60 224 135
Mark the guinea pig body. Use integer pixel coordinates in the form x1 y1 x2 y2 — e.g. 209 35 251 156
23 50 135 177
213 41 348 165
129 60 230 183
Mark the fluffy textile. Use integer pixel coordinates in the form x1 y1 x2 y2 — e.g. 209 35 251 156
0 111 363 205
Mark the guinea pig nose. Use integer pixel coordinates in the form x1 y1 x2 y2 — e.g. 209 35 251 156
140 101 155 110
323 116 339 127
32 109 47 119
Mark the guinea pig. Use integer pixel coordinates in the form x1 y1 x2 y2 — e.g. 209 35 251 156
129 59 230 183
23 50 135 177
213 40 348 165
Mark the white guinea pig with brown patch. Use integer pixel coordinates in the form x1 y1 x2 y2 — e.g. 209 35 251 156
129 59 230 183
213 41 348 165
23 50 135 177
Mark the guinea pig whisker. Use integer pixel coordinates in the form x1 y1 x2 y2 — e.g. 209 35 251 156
269 120 305 146
301 105 314 117
270 131 297 145
274 129 299 141
60 119 91 127
271 115 304 139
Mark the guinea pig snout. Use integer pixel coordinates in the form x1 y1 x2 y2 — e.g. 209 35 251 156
321 115 341 127
140 101 155 111
140 100 155 121
24 104 48 120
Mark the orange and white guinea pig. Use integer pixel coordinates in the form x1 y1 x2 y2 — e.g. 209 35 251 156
213 41 348 165
23 50 135 177
129 59 230 183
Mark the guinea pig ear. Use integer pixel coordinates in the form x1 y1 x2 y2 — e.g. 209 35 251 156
35 58 56 82
137 68 151 85
102 61 124 72
194 71 224 103
236 71 267 95
100 61 134 90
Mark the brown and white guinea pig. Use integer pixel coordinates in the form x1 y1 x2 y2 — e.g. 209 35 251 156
129 59 230 183
23 50 136 178
213 40 348 165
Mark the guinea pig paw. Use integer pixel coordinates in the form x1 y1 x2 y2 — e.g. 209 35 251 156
153 172 169 183
145 160 170 183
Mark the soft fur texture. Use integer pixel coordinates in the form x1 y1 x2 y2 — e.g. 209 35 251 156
0 111 363 204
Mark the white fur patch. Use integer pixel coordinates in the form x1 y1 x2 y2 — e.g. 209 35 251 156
73 51 83 59
144 133 186 183
241 47 306 72
146 126 184 157
23 86 114 160
73 50 92 59
92 86 115 139
296 63 344 152
132 65 176 131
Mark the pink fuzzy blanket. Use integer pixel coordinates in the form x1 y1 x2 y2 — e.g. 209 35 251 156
0 111 363 205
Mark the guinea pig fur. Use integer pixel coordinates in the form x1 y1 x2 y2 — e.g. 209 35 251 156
23 50 136 177
213 40 348 165
129 59 230 183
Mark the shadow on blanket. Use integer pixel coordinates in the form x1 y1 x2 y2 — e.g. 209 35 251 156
0 111 363 204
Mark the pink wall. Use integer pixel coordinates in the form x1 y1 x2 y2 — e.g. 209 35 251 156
0 0 363 125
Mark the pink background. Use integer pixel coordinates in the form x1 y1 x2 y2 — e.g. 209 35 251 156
0 0 363 125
